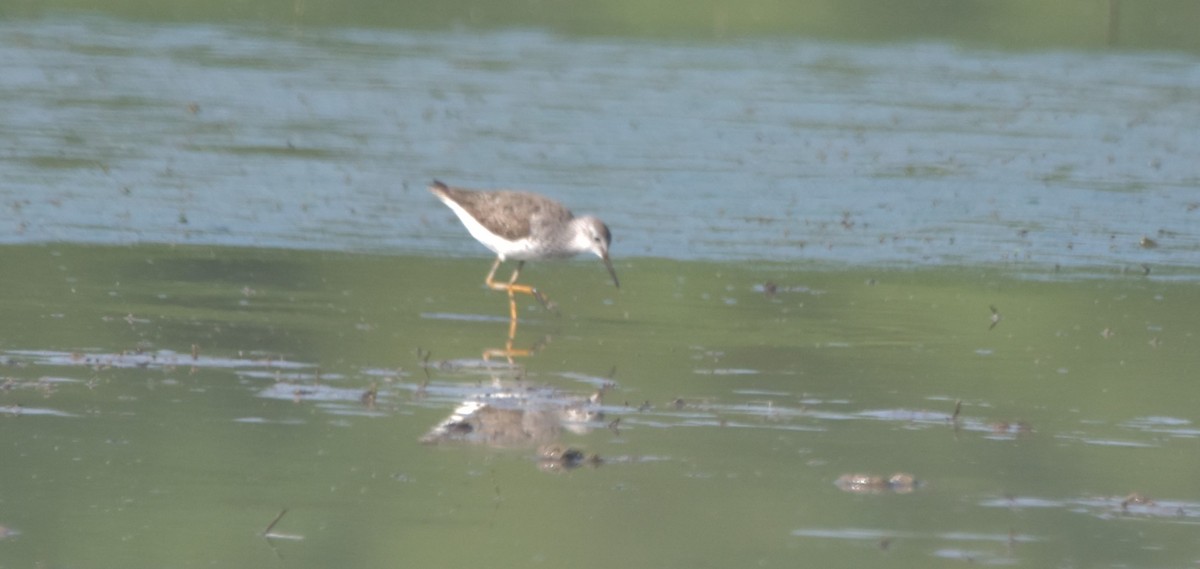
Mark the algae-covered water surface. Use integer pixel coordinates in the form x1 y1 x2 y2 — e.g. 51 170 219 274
2 7 1200 568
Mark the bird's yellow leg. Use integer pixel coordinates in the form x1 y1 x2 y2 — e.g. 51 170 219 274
483 257 507 291
506 262 553 310
483 259 550 315
483 258 520 320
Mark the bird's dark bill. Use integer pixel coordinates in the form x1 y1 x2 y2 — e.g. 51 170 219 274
602 254 620 288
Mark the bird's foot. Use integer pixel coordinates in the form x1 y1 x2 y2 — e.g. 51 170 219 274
530 289 560 315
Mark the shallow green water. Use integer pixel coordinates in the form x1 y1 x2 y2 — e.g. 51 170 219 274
8 0 1200 52
2 5 1200 568
2 244 1198 568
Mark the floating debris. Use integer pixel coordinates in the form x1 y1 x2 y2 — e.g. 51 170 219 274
538 444 602 473
1121 492 1155 512
360 383 378 408
835 473 920 494
989 421 1034 437
262 508 303 541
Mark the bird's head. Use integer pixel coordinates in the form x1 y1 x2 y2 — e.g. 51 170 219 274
574 216 619 289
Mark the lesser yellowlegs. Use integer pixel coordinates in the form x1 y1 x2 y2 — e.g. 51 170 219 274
430 180 619 321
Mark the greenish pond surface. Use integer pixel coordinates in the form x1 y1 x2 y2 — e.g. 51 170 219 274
2 8 1200 569
2 244 1199 568
8 0 1200 52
